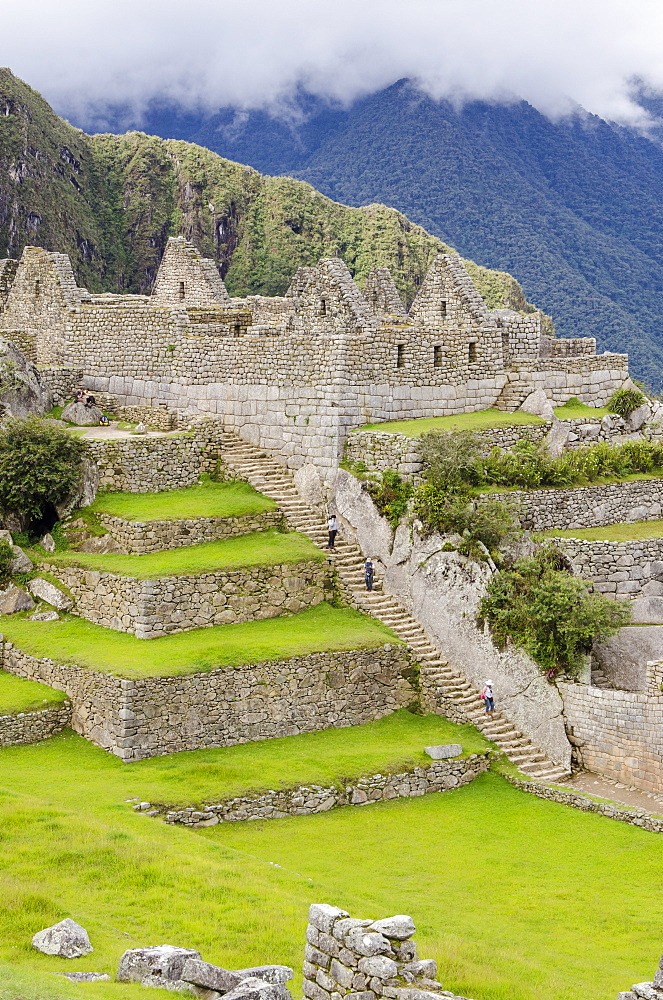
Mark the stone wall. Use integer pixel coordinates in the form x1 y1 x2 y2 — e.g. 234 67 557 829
48 559 325 637
86 420 225 493
0 701 71 747
552 536 663 599
560 661 663 793
0 243 628 477
156 754 490 826
303 903 467 1000
38 366 83 405
99 510 285 554
511 479 663 531
2 643 416 760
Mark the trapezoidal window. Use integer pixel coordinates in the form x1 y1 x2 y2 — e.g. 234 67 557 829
34 279 40 297
319 298 327 316
396 344 406 368
233 322 241 336
440 299 447 317
433 345 443 368
178 281 185 300
468 341 477 363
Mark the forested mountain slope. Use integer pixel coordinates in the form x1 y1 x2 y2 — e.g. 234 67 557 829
155 81 663 387
0 69 534 313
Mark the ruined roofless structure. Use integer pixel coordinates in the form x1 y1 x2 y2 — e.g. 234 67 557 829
0 237 629 473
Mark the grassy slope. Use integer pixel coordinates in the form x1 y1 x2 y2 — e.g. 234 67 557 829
360 409 546 436
0 672 65 715
0 604 400 677
540 519 663 542
552 401 610 419
87 481 276 522
38 531 323 579
0 730 661 1000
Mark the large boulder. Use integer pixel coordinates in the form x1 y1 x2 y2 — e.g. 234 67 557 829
182 958 242 992
61 401 103 426
625 402 652 432
32 918 93 958
56 457 100 517
0 585 35 614
0 337 52 418
233 967 293 985
28 577 73 611
76 534 126 554
10 545 33 573
222 976 290 1000
117 945 201 983
542 419 570 458
519 389 555 420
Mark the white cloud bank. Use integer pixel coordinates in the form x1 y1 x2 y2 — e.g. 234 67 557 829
3 0 663 125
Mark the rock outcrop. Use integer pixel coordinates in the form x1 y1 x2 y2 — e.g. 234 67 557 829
0 337 51 419
32 918 92 958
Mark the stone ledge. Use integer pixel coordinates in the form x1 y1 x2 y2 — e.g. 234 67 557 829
99 509 285 554
145 753 492 826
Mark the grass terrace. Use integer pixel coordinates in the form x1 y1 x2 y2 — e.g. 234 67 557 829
35 531 323 578
0 604 400 678
540 519 663 542
0 671 66 715
0 730 662 1000
359 408 547 436
86 479 277 522
552 400 610 420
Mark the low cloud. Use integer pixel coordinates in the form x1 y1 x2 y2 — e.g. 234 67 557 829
4 0 663 126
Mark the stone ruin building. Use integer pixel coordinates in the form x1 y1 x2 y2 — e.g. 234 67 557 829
0 237 629 474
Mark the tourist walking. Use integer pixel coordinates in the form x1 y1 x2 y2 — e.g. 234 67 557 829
327 514 338 549
364 558 374 591
482 680 495 716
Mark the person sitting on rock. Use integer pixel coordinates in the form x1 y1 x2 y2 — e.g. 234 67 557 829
84 393 96 408
73 388 85 403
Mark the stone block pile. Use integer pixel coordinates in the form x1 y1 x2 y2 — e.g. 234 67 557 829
304 904 476 1000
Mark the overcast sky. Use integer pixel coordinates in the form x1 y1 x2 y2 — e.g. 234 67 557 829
3 0 663 127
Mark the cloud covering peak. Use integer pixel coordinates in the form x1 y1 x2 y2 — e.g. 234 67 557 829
4 0 663 125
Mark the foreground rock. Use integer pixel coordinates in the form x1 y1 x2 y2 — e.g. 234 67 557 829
61 401 103 425
32 918 93 958
519 388 554 420
75 533 126 554
27 577 73 610
0 585 35 614
424 744 462 760
117 945 202 983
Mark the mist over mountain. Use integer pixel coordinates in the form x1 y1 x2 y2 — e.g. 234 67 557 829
114 81 663 389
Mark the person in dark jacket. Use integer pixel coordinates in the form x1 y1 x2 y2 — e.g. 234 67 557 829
364 558 374 591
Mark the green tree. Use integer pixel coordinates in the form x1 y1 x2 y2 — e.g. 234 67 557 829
0 418 87 523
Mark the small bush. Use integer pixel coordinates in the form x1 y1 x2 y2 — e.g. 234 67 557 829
419 430 487 490
366 469 414 528
607 387 645 417
0 418 87 523
478 547 632 678
413 484 520 554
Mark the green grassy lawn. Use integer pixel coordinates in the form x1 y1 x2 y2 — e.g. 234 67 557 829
540 519 663 542
37 531 323 579
359 408 546 436
0 604 400 678
87 480 276 522
0 732 661 1000
0 672 66 715
552 401 610 420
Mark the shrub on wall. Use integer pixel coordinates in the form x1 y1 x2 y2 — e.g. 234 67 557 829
413 484 521 556
365 469 414 528
0 418 87 523
607 387 646 417
477 547 632 679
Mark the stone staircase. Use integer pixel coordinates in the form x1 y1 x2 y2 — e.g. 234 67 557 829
494 377 536 412
590 662 612 689
219 431 570 783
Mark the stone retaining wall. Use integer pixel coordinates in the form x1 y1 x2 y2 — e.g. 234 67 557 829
48 559 325 637
504 773 663 834
552 536 663 598
98 510 285 554
560 663 663 793
154 753 490 826
115 405 177 431
1 643 416 760
0 701 71 747
510 479 663 531
38 366 83 405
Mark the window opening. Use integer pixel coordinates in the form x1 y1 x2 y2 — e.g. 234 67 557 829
233 322 241 336
319 298 327 316
440 299 447 317
468 341 477 363
396 344 405 368
433 345 443 368
178 281 185 300
34 279 40 297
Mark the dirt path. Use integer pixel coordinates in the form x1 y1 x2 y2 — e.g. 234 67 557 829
559 771 663 815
